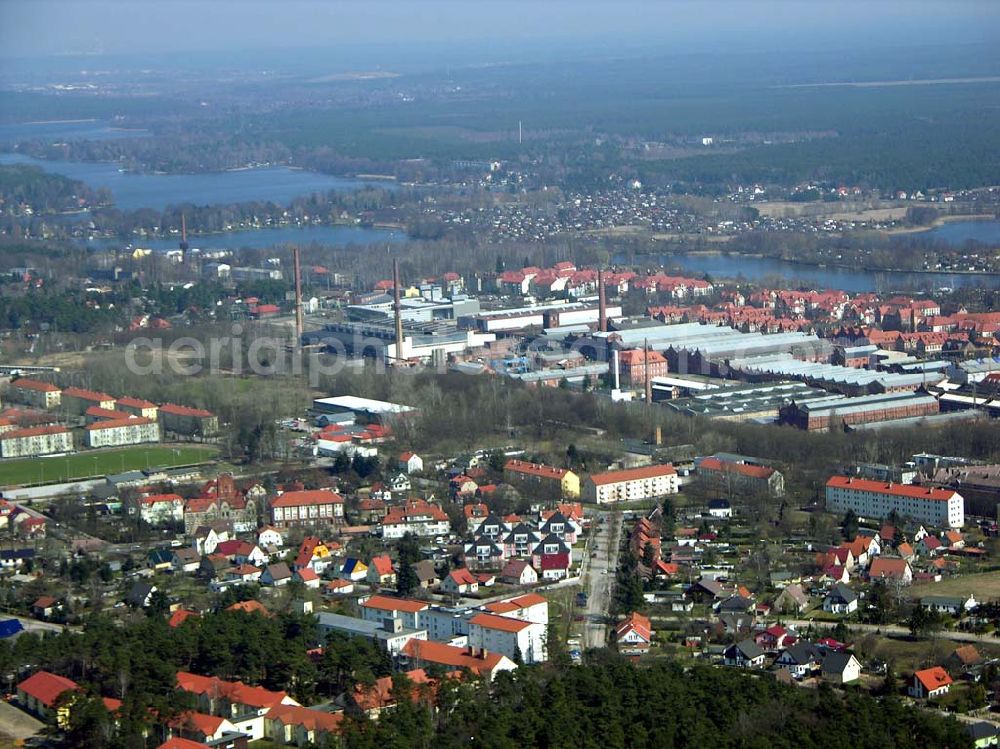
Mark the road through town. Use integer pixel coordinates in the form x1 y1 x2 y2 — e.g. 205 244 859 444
583 511 623 649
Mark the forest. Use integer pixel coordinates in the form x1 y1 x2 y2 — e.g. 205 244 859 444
0 603 972 749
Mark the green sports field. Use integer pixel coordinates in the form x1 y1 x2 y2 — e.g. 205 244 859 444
0 445 220 487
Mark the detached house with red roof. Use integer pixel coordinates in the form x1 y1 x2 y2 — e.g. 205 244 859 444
366 555 397 587
442 567 479 595
379 499 450 539
615 612 653 655
17 670 78 725
909 666 953 699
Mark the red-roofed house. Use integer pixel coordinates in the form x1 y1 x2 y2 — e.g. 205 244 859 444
168 609 200 628
908 666 953 699
167 711 239 744
442 567 479 595
264 704 343 746
869 557 913 585
366 555 396 587
175 671 298 741
17 671 79 725
615 612 652 655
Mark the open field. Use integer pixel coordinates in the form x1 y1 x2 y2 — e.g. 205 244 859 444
0 700 43 745
0 444 220 487
911 570 1000 600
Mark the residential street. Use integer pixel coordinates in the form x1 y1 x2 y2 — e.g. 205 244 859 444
583 511 623 649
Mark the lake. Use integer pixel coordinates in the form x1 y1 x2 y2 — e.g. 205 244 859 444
922 219 1000 245
0 152 398 211
85 224 405 252
647 252 1000 293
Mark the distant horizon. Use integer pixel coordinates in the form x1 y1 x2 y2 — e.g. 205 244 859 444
2 0 998 65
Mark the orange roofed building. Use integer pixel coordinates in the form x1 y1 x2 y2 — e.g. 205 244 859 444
504 459 580 498
270 489 344 529
583 464 678 504
402 639 516 681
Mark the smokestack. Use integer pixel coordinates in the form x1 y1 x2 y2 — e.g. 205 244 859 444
644 338 652 404
598 269 607 333
655 425 662 445
393 258 404 362
613 348 621 391
293 246 304 345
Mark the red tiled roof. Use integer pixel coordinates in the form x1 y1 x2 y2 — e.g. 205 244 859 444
615 611 652 641
63 386 114 402
116 396 157 409
913 666 952 693
271 489 343 508
699 457 775 480
504 459 571 480
160 403 214 418
1 425 70 440
264 704 343 733
402 640 508 675
11 378 59 393
168 609 200 628
85 416 154 431
469 612 530 633
588 464 676 486
826 476 957 501
17 670 78 708
361 595 428 614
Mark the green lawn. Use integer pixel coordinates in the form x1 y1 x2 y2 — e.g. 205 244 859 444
0 445 220 487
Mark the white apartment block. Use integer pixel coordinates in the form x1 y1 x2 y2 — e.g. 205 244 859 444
468 613 547 664
825 476 964 528
85 418 161 448
583 464 679 504
0 426 73 458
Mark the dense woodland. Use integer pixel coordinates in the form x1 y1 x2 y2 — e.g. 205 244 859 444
0 606 972 749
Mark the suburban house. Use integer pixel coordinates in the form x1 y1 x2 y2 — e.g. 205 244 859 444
723 639 766 669
868 557 913 585
775 642 824 679
909 666 953 699
17 670 79 726
501 559 538 586
175 671 300 741
821 652 862 684
366 555 397 587
822 584 859 615
441 568 479 595
920 594 978 616
615 612 653 655
398 451 424 474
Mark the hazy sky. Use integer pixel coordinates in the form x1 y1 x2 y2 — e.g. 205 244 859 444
2 0 998 61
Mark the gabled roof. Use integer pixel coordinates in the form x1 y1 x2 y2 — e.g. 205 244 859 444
271 489 343 507
588 463 676 486
913 666 952 692
17 670 78 707
615 611 652 642
264 704 343 732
